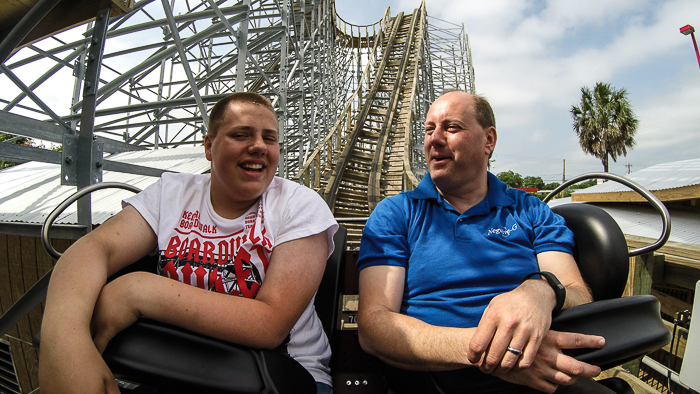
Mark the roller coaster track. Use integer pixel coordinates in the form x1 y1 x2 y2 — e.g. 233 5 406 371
1 0 472 249
297 4 427 248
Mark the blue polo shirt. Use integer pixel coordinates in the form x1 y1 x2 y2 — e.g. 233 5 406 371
357 172 574 328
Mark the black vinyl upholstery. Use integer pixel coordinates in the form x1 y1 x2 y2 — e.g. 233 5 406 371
551 295 670 370
549 204 671 370
550 204 629 301
104 318 312 394
315 225 347 338
100 225 348 394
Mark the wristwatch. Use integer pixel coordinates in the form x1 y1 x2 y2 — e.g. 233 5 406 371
521 271 566 314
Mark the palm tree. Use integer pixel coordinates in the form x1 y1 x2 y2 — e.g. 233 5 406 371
571 82 638 172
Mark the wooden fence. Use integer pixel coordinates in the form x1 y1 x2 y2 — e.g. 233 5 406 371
0 234 73 393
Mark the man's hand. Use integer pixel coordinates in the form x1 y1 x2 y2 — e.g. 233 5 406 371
38 206 158 393
469 251 594 375
467 278 555 374
39 334 120 394
494 330 604 393
91 273 144 354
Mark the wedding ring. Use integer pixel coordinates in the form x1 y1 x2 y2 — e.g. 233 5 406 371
506 346 522 357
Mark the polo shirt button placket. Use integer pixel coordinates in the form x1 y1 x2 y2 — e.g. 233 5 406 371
455 217 471 242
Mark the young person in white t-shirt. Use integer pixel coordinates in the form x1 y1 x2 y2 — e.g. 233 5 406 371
39 92 338 394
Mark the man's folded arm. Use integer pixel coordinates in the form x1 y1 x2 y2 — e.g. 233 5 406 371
537 250 593 309
358 264 480 371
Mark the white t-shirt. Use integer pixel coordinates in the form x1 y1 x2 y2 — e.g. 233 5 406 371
123 173 338 386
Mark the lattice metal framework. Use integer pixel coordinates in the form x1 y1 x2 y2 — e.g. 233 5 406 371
0 0 473 222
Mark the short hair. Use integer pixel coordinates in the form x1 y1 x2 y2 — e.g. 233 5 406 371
472 94 496 130
207 92 276 137
471 94 496 165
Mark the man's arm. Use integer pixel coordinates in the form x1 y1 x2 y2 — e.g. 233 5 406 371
39 205 158 394
495 251 601 393
357 265 479 370
358 263 604 391
538 250 593 309
468 250 593 370
90 229 329 352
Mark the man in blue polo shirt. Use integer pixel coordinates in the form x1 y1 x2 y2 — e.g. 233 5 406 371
356 91 615 393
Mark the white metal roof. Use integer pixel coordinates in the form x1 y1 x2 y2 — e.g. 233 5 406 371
0 146 210 226
549 198 700 247
572 158 700 194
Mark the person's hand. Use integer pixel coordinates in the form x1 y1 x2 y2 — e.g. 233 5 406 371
467 279 555 374
91 272 143 353
494 330 605 393
39 333 120 394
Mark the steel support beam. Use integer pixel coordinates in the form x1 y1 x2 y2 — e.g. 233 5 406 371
160 0 210 131
0 0 62 65
75 5 111 229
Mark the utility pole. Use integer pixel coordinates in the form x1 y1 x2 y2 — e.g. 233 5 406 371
625 163 633 174
562 159 566 183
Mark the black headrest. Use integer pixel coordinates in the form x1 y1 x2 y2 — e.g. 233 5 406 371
551 204 629 301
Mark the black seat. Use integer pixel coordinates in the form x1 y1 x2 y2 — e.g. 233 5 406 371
549 204 670 370
385 204 670 394
101 225 348 394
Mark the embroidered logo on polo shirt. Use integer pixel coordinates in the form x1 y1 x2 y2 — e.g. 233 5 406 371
487 223 518 237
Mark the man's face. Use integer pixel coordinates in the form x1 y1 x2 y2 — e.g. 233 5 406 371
424 92 496 195
205 102 279 217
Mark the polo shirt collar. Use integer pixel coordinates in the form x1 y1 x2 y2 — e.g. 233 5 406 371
411 172 516 211
485 171 516 209
411 173 440 200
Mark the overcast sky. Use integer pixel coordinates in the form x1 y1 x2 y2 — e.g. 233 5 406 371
336 0 700 183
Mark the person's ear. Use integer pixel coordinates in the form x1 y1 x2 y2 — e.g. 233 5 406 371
485 126 497 155
204 134 213 161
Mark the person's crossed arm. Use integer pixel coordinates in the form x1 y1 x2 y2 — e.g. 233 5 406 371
467 250 602 392
39 205 328 394
357 250 604 393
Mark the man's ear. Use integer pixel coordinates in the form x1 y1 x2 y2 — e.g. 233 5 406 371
485 126 497 155
204 134 213 161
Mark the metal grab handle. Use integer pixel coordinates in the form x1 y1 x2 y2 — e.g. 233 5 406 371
0 182 142 339
544 172 671 257
41 182 141 259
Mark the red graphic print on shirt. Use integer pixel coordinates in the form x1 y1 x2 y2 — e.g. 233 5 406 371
157 200 272 299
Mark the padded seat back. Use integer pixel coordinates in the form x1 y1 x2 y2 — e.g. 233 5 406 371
315 225 347 339
551 204 629 300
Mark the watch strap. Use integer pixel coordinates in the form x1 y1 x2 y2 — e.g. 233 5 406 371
521 271 566 314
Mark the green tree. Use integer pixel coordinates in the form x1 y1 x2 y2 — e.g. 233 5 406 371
523 176 545 190
571 179 597 189
497 171 523 188
0 134 30 169
544 182 561 191
571 82 638 172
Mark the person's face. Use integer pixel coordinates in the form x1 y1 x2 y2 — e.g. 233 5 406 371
424 92 496 195
205 102 279 217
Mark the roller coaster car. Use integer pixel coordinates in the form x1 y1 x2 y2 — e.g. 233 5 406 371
3 172 672 394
